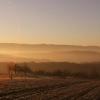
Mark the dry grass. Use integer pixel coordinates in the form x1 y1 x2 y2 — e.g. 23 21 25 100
0 77 100 100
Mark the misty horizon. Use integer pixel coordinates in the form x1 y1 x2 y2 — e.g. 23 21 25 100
0 43 100 63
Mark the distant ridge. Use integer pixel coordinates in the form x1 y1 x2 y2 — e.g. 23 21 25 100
0 43 100 63
0 43 100 48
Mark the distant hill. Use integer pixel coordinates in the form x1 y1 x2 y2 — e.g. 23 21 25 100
1 62 100 76
0 43 100 50
0 43 100 62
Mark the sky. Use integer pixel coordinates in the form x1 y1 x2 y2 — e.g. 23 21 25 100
0 0 100 46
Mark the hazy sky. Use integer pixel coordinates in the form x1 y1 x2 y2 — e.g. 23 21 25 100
0 0 100 45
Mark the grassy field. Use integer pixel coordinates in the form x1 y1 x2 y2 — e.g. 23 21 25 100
0 77 100 100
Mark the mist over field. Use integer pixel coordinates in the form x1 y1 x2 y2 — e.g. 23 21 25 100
0 43 100 63
0 43 100 74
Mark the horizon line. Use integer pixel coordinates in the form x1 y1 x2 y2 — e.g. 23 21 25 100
0 42 100 47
